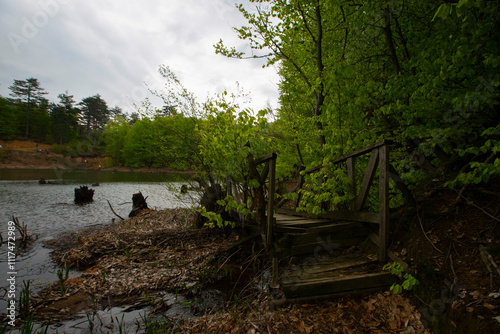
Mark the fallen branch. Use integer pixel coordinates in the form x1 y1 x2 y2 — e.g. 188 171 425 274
107 200 125 221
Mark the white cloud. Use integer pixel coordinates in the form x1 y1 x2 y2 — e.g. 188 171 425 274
0 0 279 114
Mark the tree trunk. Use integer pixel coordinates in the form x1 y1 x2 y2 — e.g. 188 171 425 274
314 3 326 149
383 8 402 75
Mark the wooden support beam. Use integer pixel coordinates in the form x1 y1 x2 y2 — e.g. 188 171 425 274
355 149 379 211
347 157 356 212
275 208 380 224
303 140 389 175
260 160 269 185
378 144 389 262
266 155 277 249
254 152 277 165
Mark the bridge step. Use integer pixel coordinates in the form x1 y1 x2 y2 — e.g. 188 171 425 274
274 214 373 257
279 252 395 300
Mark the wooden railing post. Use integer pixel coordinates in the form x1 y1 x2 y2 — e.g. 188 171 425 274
378 144 389 262
347 157 356 212
267 153 277 249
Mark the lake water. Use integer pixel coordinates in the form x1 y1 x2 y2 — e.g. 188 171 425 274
0 168 197 317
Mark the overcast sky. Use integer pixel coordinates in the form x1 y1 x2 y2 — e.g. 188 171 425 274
0 0 280 115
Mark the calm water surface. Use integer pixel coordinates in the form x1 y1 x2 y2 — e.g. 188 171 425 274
0 168 196 315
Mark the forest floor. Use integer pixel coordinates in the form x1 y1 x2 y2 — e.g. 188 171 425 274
0 139 193 174
28 209 428 333
11 179 500 333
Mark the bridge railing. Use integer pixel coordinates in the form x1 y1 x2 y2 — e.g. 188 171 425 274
250 152 277 250
274 140 391 262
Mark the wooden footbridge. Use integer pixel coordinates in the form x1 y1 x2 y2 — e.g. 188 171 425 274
248 140 411 305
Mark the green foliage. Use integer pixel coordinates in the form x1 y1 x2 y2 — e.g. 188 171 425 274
104 114 198 169
103 115 130 164
196 91 272 180
297 164 353 215
214 0 499 214
383 262 419 294
447 123 500 187
197 206 235 229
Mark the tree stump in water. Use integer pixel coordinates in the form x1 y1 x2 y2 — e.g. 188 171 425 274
74 186 94 203
129 192 148 217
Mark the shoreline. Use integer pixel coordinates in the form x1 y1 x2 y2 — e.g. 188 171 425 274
0 139 197 175
0 164 198 175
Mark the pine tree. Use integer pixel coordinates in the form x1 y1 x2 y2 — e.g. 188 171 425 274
9 78 48 138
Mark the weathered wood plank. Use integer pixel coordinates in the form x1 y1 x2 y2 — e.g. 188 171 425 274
287 237 367 257
287 226 371 247
303 222 366 234
276 219 333 227
275 208 380 224
274 226 307 233
282 254 375 281
274 213 308 221
282 272 395 298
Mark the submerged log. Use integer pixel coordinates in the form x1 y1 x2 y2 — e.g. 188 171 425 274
74 186 95 203
129 192 149 217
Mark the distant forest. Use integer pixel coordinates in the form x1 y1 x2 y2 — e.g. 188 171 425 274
0 77 125 147
0 77 199 170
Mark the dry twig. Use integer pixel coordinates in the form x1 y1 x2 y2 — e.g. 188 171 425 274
416 209 443 254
